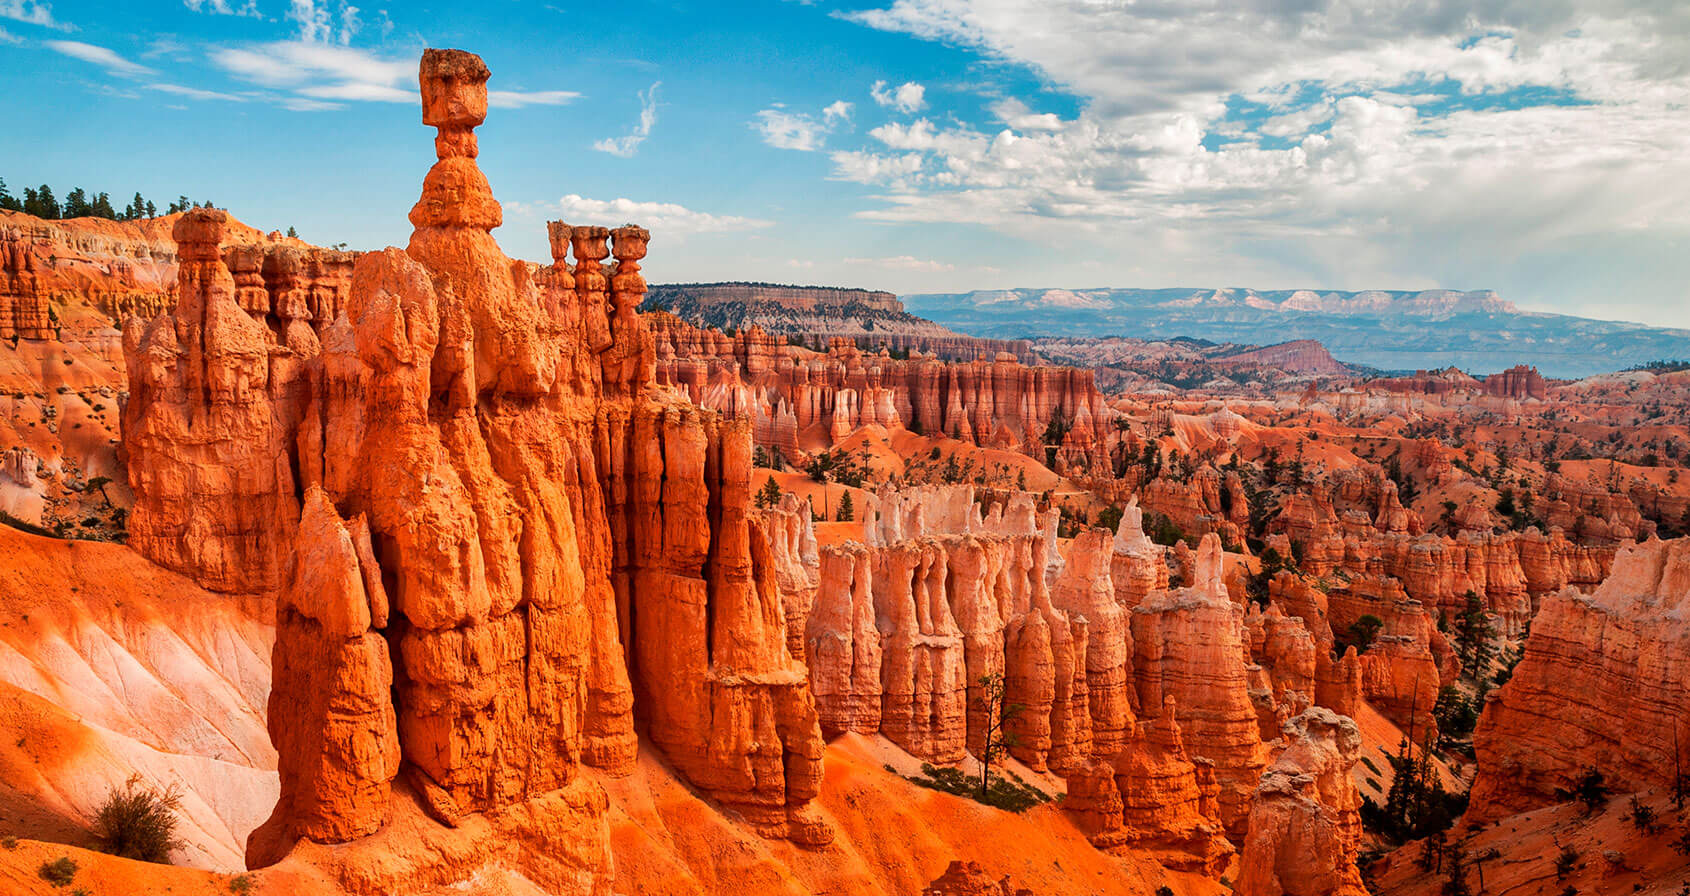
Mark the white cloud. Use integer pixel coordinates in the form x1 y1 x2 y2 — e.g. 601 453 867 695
829 0 1690 311
209 41 575 112
753 106 836 151
991 98 1062 131
530 195 774 234
845 255 955 272
45 40 154 77
593 82 660 157
150 82 247 101
829 150 925 185
183 0 259 17
871 79 926 113
751 98 856 152
0 25 19 44
286 0 361 45
0 0 67 30
490 89 579 109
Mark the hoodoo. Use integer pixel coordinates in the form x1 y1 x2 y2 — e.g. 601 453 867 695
121 49 829 879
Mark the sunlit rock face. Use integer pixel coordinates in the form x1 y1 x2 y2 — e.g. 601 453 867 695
1468 536 1690 822
122 48 830 874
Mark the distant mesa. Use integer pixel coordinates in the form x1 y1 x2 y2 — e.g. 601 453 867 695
905 286 1690 379
650 281 903 314
645 280 1035 363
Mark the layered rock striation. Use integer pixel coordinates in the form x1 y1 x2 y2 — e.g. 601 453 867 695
121 48 829 871
651 315 1112 471
1468 536 1690 820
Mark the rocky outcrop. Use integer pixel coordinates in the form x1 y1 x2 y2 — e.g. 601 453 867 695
1236 708 1366 896
120 209 306 594
650 282 903 313
1326 576 1454 738
120 48 829 869
1065 696 1233 874
1481 364 1547 400
1111 498 1169 609
645 283 1035 362
1130 534 1268 838
0 208 313 340
807 485 1055 763
759 492 821 660
250 488 399 866
1468 537 1690 820
922 861 1033 896
651 315 1111 472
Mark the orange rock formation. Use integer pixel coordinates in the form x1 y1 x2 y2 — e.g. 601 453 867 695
1468 536 1690 820
118 49 829 873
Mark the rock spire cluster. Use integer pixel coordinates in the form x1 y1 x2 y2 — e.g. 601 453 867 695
121 48 829 870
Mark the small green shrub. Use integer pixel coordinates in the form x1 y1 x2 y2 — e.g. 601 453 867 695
229 873 255 893
903 762 1053 813
91 775 185 863
2 835 17 849
38 856 78 887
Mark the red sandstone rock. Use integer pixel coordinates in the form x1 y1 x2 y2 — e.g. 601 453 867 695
1236 707 1366 896
121 208 305 594
1130 534 1268 838
922 860 1033 896
1111 499 1169 610
650 314 1113 473
121 48 830 862
1468 536 1690 821
1066 695 1234 874
249 487 399 866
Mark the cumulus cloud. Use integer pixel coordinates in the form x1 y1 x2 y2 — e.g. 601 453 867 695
45 40 154 77
532 195 773 234
830 0 1690 303
0 0 68 29
752 101 853 151
593 82 660 157
871 79 926 113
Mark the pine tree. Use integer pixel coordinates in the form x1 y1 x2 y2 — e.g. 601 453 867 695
1455 592 1495 681
755 476 782 509
91 191 116 219
29 184 60 219
836 491 854 522
124 192 147 220
144 199 157 217
0 178 19 212
63 187 91 218
286 226 298 238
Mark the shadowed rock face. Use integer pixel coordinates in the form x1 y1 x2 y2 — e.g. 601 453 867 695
122 48 829 873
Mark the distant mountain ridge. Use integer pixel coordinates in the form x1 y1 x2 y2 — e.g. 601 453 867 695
903 287 1690 378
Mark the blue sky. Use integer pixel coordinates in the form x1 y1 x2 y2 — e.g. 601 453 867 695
5 0 1690 330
